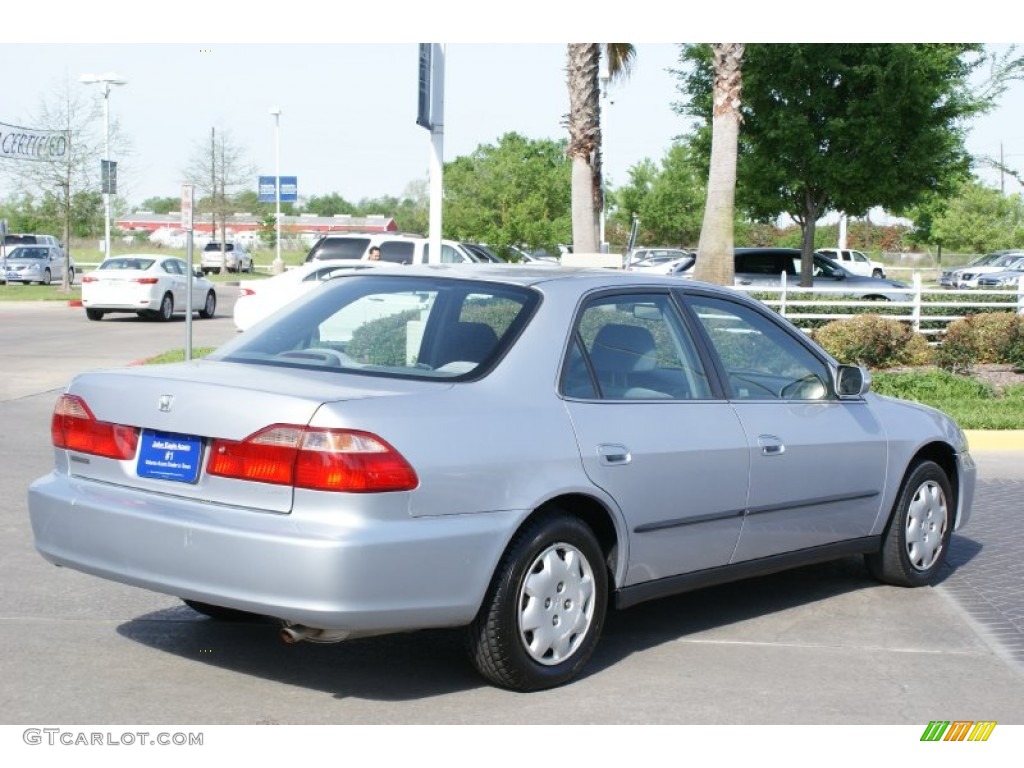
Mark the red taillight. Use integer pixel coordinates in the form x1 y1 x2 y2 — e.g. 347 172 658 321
207 425 418 493
81 275 98 283
133 277 159 284
51 395 139 460
239 287 256 297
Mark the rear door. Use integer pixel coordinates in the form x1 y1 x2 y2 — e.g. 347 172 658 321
561 290 749 585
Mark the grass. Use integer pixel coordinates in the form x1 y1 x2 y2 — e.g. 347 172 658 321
871 369 1024 430
0 283 80 301
143 348 216 364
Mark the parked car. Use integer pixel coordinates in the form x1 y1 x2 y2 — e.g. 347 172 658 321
80 254 217 321
29 265 974 691
677 247 908 301
627 248 691 268
201 241 254 274
233 261 385 331
3 232 64 255
304 232 478 265
938 251 1024 289
2 244 75 285
976 262 1024 288
630 250 694 274
816 248 886 278
461 242 505 263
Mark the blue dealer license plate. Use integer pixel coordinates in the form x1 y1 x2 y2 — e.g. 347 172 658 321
137 430 202 483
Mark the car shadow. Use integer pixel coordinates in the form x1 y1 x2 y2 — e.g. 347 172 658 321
115 538 982 701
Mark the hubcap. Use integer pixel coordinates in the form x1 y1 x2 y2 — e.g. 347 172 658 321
517 543 596 665
905 480 948 571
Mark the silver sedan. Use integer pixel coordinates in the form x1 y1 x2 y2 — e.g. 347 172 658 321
28 266 975 691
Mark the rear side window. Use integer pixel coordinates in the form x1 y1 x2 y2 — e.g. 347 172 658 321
380 241 415 263
307 237 370 262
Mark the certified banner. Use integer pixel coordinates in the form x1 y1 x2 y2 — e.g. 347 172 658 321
0 121 70 162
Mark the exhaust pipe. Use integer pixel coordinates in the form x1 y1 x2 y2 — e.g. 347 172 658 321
279 623 352 645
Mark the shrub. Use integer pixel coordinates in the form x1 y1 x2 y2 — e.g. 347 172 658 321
934 312 1024 372
812 315 931 368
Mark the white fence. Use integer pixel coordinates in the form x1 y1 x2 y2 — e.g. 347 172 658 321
735 272 1024 337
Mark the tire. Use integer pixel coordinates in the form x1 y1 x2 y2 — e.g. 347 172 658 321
183 599 260 622
68 267 75 284
198 290 217 319
872 268 884 278
39 269 51 286
85 308 104 321
468 512 608 691
866 460 953 587
157 293 174 321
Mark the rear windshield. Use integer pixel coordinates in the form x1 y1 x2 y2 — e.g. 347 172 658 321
213 274 540 380
99 258 156 271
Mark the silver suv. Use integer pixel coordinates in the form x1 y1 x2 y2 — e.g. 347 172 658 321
304 232 478 265
200 241 253 274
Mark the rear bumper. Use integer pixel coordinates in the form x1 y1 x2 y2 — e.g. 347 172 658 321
28 472 521 632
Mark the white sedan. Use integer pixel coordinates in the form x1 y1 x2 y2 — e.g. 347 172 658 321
81 255 217 322
233 261 383 331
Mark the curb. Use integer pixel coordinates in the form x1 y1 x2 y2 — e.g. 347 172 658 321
964 430 1024 451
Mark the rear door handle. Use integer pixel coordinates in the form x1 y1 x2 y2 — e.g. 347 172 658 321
597 444 631 466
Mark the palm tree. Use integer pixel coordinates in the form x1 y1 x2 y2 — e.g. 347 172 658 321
693 44 744 286
566 43 635 254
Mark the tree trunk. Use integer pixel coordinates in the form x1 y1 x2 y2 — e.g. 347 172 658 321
694 44 744 286
566 43 601 254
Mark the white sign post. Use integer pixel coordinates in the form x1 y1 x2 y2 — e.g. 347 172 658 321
182 185 195 361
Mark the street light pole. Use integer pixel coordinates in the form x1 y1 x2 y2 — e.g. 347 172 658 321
269 107 284 274
80 73 127 261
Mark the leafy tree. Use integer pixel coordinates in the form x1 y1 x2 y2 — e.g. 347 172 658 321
303 192 356 217
679 44 988 286
566 43 635 253
926 180 1024 253
442 132 571 253
139 196 180 214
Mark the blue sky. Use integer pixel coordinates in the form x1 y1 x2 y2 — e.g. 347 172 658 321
1 4 1021 207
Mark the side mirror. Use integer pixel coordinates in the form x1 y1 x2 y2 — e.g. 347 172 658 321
836 365 870 398
194 268 204 278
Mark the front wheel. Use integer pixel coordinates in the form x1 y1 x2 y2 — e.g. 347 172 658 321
198 290 216 319
39 269 51 286
866 460 953 587
468 512 608 691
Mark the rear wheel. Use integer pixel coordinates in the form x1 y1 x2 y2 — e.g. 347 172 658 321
866 460 953 587
468 512 608 691
157 293 174 321
198 290 216 319
85 308 104 321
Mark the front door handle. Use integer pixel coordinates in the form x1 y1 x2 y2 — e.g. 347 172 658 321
757 434 785 456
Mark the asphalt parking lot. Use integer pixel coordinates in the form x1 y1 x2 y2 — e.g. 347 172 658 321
1 293 1022 726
